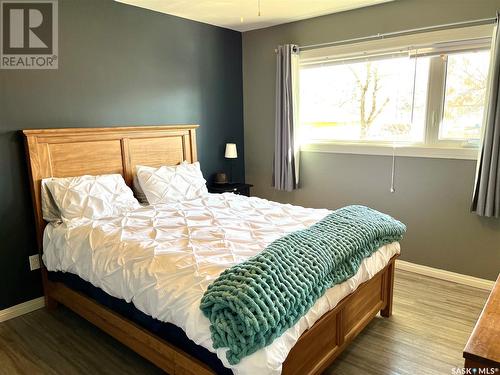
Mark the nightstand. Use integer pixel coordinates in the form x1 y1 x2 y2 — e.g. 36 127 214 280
208 183 253 197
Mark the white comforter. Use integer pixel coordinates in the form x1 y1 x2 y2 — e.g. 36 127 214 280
43 193 400 375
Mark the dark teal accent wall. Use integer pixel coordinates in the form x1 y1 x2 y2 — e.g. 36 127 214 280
0 0 244 309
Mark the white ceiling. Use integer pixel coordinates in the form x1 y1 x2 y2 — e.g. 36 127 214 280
115 0 394 32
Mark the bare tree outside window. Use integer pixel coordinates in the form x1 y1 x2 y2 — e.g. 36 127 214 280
350 63 390 138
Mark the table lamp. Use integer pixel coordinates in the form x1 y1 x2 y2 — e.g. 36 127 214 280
225 143 237 183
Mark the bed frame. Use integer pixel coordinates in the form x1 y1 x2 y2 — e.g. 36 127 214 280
23 125 397 375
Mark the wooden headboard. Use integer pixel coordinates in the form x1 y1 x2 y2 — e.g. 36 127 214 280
23 125 199 251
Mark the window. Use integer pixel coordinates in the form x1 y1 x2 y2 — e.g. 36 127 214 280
440 50 490 144
300 54 430 144
298 26 493 158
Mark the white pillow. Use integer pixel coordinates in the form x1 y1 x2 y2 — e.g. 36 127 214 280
136 162 208 204
44 174 140 221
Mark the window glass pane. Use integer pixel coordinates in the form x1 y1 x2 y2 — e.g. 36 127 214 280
440 50 490 143
299 55 430 143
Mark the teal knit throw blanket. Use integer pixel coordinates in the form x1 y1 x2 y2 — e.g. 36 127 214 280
200 205 406 365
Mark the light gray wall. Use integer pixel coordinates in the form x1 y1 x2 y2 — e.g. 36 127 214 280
242 0 500 280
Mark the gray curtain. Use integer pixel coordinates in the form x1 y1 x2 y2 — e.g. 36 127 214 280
472 19 500 217
273 44 299 191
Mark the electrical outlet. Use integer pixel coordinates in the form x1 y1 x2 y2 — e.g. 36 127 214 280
29 254 41 271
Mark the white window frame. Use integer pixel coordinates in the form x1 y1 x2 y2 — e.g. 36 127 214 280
298 25 493 160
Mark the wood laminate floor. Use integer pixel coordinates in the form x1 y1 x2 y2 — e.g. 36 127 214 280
0 270 490 375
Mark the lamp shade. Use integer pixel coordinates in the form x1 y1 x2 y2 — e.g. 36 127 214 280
225 143 238 159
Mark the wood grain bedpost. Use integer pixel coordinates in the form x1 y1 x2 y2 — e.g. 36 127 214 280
380 260 395 317
43 268 59 311
23 133 54 310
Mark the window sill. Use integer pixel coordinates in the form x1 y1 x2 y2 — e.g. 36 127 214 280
300 142 479 160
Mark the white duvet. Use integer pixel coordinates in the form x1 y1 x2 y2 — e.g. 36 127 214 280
43 193 400 375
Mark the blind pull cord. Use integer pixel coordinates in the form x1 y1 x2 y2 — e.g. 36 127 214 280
390 145 396 193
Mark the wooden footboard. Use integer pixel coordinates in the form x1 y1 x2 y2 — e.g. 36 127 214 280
282 256 397 375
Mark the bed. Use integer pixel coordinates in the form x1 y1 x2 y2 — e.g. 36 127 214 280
23 125 399 375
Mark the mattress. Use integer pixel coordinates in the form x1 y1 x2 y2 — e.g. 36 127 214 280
43 193 400 375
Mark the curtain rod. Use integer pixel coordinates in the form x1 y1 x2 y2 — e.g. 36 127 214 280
297 15 498 52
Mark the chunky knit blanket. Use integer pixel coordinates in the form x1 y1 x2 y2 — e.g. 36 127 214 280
200 205 406 365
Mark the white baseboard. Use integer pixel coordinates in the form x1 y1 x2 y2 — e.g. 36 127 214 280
0 297 45 323
396 260 495 291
